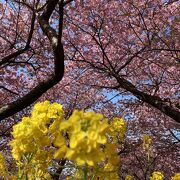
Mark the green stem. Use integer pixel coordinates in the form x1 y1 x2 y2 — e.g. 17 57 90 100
83 165 88 180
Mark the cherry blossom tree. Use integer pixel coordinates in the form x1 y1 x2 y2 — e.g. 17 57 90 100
0 0 179 178
0 0 179 122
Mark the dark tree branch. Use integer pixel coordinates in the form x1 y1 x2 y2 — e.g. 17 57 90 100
0 11 36 66
114 75 180 123
0 0 65 121
63 0 74 6
0 86 18 95
117 47 146 73
148 48 180 53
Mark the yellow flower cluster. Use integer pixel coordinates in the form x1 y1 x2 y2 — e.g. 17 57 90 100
10 101 64 179
143 134 152 151
55 110 108 166
86 117 126 179
55 111 126 179
4 101 178 179
109 117 127 140
90 141 120 180
150 171 164 180
9 101 127 179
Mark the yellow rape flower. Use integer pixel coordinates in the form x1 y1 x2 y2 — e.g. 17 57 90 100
10 101 64 179
9 101 127 179
171 173 180 180
143 134 152 151
66 139 105 166
10 101 64 160
32 100 50 115
47 102 64 119
150 171 164 180
57 110 108 166
109 117 126 140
